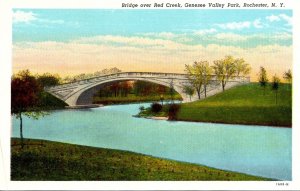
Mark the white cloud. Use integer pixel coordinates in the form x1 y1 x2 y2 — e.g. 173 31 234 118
13 10 65 26
216 21 251 30
279 14 292 26
13 10 37 23
266 14 292 26
193 28 217 35
266 15 280 22
253 19 263 29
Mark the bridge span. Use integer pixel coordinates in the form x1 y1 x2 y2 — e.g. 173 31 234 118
45 72 250 106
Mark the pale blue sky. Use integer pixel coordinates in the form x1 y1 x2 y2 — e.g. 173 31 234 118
13 9 292 47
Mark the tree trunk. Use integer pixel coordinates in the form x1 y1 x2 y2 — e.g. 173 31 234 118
196 88 201 99
19 112 24 149
204 84 207 98
276 91 278 104
222 82 225 91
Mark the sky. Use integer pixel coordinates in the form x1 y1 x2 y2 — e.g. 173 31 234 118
12 9 292 81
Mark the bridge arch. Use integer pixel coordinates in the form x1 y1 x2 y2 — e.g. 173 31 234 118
45 72 250 106
66 77 187 106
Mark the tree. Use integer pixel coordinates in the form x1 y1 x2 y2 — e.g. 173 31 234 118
235 58 251 76
11 70 43 148
36 73 61 87
258 66 268 95
185 61 205 99
212 56 236 91
183 85 195 101
272 75 280 104
283 69 292 84
201 62 213 98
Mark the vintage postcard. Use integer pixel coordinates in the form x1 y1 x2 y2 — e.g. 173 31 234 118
0 0 299 190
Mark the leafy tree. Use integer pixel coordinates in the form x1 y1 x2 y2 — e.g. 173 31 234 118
11 70 44 148
36 73 61 87
235 58 251 76
212 56 237 91
272 75 280 104
258 67 268 95
185 61 205 99
183 85 195 101
283 69 292 84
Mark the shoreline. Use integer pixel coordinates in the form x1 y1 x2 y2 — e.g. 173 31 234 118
136 115 291 128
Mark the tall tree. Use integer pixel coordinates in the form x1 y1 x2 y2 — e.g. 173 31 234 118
235 58 251 76
258 66 268 95
212 56 236 91
272 75 280 104
185 61 205 99
283 69 292 84
11 70 44 148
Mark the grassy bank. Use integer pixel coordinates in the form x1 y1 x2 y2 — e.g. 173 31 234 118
93 94 182 105
178 83 291 127
11 138 270 180
137 83 292 127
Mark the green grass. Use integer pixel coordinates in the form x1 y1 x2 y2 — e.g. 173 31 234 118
177 83 292 127
11 138 270 181
93 94 182 105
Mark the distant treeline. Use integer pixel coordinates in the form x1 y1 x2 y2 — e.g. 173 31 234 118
94 80 175 98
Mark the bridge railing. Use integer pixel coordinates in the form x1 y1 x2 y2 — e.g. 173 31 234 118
45 72 250 90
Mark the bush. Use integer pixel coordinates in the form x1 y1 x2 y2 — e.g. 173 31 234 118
139 106 145 111
168 104 180 120
151 102 163 113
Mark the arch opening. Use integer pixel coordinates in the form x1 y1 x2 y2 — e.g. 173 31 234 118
76 79 184 105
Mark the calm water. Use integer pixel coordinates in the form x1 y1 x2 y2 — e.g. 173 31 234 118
12 103 292 180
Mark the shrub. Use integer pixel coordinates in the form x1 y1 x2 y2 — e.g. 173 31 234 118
139 106 145 111
168 104 180 120
151 102 162 113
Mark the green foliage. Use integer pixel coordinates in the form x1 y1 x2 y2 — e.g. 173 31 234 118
139 106 145 111
11 138 271 180
258 67 268 94
151 103 163 113
177 83 291 127
185 61 212 99
235 58 251 76
183 85 195 101
283 69 292 84
168 104 181 120
36 73 61 87
212 56 237 91
272 75 280 105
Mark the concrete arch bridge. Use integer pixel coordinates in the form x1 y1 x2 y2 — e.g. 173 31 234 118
45 72 250 106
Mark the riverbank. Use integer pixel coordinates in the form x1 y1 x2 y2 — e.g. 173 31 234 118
93 94 182 105
11 138 270 181
136 83 292 127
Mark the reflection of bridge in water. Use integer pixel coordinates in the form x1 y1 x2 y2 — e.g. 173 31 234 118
45 72 250 106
